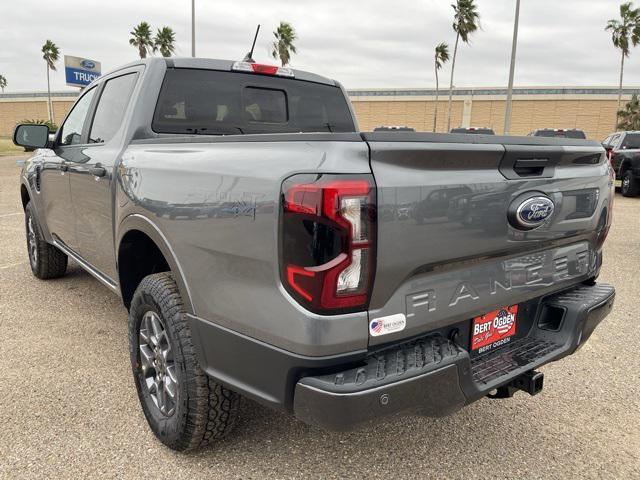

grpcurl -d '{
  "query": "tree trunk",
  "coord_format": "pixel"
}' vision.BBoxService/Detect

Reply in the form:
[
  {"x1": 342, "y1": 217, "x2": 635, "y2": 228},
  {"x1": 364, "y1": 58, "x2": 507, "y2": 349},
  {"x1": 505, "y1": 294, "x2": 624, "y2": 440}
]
[
  {"x1": 433, "y1": 65, "x2": 439, "y2": 133},
  {"x1": 616, "y1": 51, "x2": 625, "y2": 130},
  {"x1": 46, "y1": 64, "x2": 53, "y2": 123},
  {"x1": 446, "y1": 33, "x2": 460, "y2": 133}
]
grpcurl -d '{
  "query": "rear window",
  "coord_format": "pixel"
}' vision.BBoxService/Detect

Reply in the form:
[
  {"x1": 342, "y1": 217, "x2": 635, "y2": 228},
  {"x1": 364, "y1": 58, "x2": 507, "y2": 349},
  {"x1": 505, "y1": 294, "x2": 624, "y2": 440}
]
[
  {"x1": 620, "y1": 133, "x2": 640, "y2": 149},
  {"x1": 152, "y1": 69, "x2": 356, "y2": 135},
  {"x1": 534, "y1": 130, "x2": 586, "y2": 139}
]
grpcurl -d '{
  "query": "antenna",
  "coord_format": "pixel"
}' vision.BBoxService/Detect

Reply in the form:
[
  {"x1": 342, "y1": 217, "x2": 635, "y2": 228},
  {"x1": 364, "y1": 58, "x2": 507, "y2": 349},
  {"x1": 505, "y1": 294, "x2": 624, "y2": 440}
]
[{"x1": 243, "y1": 24, "x2": 261, "y2": 63}]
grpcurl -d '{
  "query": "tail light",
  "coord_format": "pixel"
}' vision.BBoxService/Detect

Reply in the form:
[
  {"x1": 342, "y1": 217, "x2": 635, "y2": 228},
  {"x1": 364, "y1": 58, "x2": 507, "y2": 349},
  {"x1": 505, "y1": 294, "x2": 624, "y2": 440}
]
[{"x1": 279, "y1": 174, "x2": 376, "y2": 314}]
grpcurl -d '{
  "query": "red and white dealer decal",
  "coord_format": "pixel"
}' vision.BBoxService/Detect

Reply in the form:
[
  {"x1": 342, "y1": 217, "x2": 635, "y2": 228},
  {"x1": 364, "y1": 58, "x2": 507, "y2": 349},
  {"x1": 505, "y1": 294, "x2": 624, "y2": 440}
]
[{"x1": 471, "y1": 305, "x2": 518, "y2": 353}]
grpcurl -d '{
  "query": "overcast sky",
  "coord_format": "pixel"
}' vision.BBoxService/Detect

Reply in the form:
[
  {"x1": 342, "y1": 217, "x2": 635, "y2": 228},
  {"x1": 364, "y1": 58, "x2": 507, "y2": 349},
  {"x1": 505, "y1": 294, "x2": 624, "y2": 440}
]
[{"x1": 0, "y1": 0, "x2": 637, "y2": 92}]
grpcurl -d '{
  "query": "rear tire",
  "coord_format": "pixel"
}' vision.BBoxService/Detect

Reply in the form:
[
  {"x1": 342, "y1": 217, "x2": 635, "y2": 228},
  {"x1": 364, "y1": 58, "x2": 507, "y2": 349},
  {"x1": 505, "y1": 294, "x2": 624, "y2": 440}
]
[
  {"x1": 24, "y1": 201, "x2": 68, "y2": 279},
  {"x1": 129, "y1": 272, "x2": 240, "y2": 451},
  {"x1": 622, "y1": 170, "x2": 639, "y2": 197}
]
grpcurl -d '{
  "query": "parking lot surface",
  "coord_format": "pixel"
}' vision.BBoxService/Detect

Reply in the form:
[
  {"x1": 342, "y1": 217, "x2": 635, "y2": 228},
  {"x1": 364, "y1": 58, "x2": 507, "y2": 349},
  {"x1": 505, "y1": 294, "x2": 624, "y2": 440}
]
[{"x1": 1, "y1": 154, "x2": 639, "y2": 479}]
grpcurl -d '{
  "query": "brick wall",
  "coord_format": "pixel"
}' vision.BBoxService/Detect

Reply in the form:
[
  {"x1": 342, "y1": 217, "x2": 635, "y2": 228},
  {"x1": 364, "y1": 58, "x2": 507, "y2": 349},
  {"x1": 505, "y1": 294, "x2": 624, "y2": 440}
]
[
  {"x1": 352, "y1": 97, "x2": 619, "y2": 140},
  {"x1": 0, "y1": 92, "x2": 624, "y2": 141},
  {"x1": 0, "y1": 98, "x2": 75, "y2": 136}
]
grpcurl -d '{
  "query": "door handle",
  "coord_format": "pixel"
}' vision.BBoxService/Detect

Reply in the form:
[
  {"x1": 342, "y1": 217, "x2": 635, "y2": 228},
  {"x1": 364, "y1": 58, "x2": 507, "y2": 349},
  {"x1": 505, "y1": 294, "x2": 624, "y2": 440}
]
[
  {"x1": 89, "y1": 166, "x2": 106, "y2": 177},
  {"x1": 59, "y1": 163, "x2": 68, "y2": 172}
]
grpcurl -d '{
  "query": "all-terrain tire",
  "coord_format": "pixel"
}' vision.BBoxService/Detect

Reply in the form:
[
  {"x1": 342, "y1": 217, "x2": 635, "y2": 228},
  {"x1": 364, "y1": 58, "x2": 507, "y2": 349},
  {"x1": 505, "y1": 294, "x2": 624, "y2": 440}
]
[
  {"x1": 622, "y1": 170, "x2": 640, "y2": 197},
  {"x1": 24, "y1": 201, "x2": 68, "y2": 279},
  {"x1": 128, "y1": 272, "x2": 240, "y2": 451}
]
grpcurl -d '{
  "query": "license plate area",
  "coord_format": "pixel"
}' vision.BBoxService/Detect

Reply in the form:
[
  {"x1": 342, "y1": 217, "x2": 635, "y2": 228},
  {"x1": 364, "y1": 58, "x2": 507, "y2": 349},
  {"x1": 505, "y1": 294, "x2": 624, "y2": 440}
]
[{"x1": 470, "y1": 305, "x2": 518, "y2": 355}]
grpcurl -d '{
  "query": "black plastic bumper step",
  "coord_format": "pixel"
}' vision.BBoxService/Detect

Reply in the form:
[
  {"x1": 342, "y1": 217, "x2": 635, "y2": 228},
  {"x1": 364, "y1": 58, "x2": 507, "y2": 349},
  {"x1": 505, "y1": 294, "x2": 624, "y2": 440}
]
[
  {"x1": 471, "y1": 338, "x2": 560, "y2": 385},
  {"x1": 300, "y1": 335, "x2": 464, "y2": 394}
]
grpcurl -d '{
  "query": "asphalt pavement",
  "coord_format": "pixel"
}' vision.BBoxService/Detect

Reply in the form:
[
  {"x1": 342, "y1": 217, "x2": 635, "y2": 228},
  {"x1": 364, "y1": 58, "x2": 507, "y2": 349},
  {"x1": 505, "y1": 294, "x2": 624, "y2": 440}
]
[{"x1": 0, "y1": 154, "x2": 638, "y2": 479}]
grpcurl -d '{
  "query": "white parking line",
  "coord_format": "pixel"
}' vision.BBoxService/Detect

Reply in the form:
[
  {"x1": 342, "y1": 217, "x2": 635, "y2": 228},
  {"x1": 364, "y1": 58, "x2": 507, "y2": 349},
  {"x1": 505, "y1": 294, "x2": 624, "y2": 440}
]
[
  {"x1": 0, "y1": 212, "x2": 22, "y2": 218},
  {"x1": 0, "y1": 261, "x2": 26, "y2": 270}
]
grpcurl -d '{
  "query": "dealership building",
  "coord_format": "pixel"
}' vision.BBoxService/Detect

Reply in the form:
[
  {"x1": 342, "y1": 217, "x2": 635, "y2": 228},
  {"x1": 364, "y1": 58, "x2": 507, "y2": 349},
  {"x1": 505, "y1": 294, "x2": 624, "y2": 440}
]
[{"x1": 1, "y1": 86, "x2": 639, "y2": 140}]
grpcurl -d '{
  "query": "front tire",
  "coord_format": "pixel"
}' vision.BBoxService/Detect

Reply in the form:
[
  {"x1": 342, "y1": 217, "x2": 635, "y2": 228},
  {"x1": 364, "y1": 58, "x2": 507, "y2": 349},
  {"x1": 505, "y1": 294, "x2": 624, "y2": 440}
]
[
  {"x1": 24, "y1": 201, "x2": 68, "y2": 279},
  {"x1": 622, "y1": 170, "x2": 639, "y2": 197},
  {"x1": 129, "y1": 272, "x2": 240, "y2": 451}
]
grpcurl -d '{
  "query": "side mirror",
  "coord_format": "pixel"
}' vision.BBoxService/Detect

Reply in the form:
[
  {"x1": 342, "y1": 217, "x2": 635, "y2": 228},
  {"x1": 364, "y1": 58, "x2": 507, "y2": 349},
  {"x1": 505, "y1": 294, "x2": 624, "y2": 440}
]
[{"x1": 13, "y1": 124, "x2": 50, "y2": 150}]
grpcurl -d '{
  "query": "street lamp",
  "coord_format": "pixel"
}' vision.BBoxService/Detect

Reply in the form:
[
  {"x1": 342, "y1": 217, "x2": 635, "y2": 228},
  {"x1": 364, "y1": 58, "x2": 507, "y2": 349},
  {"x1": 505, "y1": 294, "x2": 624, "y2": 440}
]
[
  {"x1": 191, "y1": 0, "x2": 196, "y2": 57},
  {"x1": 504, "y1": 0, "x2": 521, "y2": 135}
]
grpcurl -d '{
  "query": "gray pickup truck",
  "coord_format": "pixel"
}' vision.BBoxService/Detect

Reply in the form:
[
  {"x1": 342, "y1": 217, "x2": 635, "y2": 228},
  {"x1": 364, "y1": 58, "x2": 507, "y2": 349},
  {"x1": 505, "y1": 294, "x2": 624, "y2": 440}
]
[{"x1": 14, "y1": 57, "x2": 616, "y2": 451}]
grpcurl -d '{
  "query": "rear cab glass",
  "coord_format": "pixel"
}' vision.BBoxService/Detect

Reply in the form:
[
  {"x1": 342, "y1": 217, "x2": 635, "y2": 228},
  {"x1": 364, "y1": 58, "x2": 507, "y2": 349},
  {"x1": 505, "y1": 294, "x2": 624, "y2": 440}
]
[
  {"x1": 620, "y1": 133, "x2": 640, "y2": 149},
  {"x1": 152, "y1": 69, "x2": 356, "y2": 135},
  {"x1": 534, "y1": 130, "x2": 586, "y2": 139}
]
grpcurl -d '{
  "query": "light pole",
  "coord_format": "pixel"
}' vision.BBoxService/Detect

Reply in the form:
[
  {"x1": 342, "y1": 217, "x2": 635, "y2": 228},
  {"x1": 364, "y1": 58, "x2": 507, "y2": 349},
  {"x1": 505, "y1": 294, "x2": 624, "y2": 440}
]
[
  {"x1": 504, "y1": 0, "x2": 521, "y2": 136},
  {"x1": 191, "y1": 0, "x2": 196, "y2": 57}
]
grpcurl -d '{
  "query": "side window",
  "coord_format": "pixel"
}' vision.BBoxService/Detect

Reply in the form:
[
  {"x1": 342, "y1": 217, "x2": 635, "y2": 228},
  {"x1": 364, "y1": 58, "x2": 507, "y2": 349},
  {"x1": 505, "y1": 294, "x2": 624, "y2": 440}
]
[
  {"x1": 89, "y1": 73, "x2": 137, "y2": 144},
  {"x1": 59, "y1": 88, "x2": 96, "y2": 146},
  {"x1": 610, "y1": 134, "x2": 621, "y2": 149}
]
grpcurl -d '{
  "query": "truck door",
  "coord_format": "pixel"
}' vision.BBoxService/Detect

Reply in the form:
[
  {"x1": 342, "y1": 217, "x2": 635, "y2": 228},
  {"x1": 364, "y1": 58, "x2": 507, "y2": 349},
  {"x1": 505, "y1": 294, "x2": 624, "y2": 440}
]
[
  {"x1": 43, "y1": 87, "x2": 98, "y2": 250},
  {"x1": 68, "y1": 71, "x2": 138, "y2": 281}
]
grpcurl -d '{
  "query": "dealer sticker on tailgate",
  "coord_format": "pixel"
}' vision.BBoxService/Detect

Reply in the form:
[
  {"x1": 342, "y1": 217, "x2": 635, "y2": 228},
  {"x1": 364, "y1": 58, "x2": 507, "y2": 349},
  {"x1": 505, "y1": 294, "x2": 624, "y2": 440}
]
[{"x1": 471, "y1": 305, "x2": 518, "y2": 354}]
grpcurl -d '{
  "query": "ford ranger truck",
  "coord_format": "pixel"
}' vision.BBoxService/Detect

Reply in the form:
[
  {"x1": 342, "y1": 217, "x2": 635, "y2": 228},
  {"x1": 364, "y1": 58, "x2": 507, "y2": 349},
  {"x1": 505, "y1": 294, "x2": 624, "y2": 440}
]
[{"x1": 13, "y1": 57, "x2": 615, "y2": 451}]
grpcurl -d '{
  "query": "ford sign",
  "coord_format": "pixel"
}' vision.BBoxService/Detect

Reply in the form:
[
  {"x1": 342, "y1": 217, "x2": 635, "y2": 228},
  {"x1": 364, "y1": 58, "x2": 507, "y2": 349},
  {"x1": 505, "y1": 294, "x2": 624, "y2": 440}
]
[
  {"x1": 64, "y1": 55, "x2": 101, "y2": 87},
  {"x1": 510, "y1": 195, "x2": 555, "y2": 230}
]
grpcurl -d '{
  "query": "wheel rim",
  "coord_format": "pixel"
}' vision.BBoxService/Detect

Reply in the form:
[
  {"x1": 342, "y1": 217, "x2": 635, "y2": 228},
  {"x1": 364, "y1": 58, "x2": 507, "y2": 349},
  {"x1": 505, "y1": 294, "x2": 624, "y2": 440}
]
[
  {"x1": 27, "y1": 215, "x2": 37, "y2": 267},
  {"x1": 139, "y1": 311, "x2": 178, "y2": 416},
  {"x1": 623, "y1": 175, "x2": 630, "y2": 192}
]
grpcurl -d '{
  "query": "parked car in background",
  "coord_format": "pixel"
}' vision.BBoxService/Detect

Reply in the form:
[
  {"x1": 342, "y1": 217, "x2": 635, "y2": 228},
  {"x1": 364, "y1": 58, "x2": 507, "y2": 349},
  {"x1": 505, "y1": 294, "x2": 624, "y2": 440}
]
[
  {"x1": 602, "y1": 131, "x2": 640, "y2": 196},
  {"x1": 450, "y1": 127, "x2": 495, "y2": 135},
  {"x1": 529, "y1": 128, "x2": 587, "y2": 139},
  {"x1": 373, "y1": 126, "x2": 415, "y2": 131}
]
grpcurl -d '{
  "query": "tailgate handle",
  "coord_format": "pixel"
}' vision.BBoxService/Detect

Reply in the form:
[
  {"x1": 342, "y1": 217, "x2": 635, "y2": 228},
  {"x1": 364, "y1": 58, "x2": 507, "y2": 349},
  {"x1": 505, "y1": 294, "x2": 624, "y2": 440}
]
[{"x1": 513, "y1": 158, "x2": 548, "y2": 177}]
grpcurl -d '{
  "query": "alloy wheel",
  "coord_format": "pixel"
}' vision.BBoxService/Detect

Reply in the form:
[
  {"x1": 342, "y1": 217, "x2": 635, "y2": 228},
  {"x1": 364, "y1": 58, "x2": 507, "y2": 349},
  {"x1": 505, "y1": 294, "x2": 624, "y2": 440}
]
[
  {"x1": 27, "y1": 215, "x2": 38, "y2": 268},
  {"x1": 139, "y1": 311, "x2": 178, "y2": 416}
]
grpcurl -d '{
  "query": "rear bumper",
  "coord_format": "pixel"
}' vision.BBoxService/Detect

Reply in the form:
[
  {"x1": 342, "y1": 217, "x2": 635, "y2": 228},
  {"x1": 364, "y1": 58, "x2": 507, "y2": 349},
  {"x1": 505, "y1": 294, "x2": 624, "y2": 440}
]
[{"x1": 293, "y1": 282, "x2": 615, "y2": 430}]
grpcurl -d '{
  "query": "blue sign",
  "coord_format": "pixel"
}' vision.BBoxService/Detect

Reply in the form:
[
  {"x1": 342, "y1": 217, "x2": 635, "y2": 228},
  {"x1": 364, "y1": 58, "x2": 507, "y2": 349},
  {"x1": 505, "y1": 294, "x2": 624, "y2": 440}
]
[{"x1": 64, "y1": 55, "x2": 101, "y2": 87}]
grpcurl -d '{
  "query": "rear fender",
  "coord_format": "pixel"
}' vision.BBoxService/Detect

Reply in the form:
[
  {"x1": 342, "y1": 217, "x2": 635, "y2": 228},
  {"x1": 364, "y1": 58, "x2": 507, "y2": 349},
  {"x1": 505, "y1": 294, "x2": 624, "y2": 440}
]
[{"x1": 117, "y1": 214, "x2": 195, "y2": 315}]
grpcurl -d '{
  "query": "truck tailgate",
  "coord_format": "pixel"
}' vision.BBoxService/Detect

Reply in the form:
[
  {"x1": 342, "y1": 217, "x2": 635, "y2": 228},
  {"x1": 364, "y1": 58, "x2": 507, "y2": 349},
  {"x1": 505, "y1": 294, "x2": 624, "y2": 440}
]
[{"x1": 364, "y1": 132, "x2": 612, "y2": 346}]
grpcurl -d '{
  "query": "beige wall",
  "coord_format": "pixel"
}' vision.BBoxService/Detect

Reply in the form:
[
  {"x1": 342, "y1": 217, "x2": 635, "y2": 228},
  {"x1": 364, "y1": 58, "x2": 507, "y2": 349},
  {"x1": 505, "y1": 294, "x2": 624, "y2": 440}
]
[
  {"x1": 352, "y1": 97, "x2": 619, "y2": 140},
  {"x1": 352, "y1": 100, "x2": 465, "y2": 134},
  {"x1": 0, "y1": 92, "x2": 623, "y2": 141},
  {"x1": 0, "y1": 99, "x2": 74, "y2": 136}
]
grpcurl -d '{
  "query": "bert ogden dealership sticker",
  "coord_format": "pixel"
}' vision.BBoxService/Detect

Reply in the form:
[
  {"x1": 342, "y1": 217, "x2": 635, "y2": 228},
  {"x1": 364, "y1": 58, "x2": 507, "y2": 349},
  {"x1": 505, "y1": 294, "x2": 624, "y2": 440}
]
[{"x1": 369, "y1": 314, "x2": 407, "y2": 337}]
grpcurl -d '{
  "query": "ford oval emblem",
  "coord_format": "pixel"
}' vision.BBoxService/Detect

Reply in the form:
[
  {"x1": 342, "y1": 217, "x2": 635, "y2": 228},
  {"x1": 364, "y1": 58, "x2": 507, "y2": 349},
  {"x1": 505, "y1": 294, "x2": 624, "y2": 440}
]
[
  {"x1": 511, "y1": 195, "x2": 555, "y2": 230},
  {"x1": 80, "y1": 59, "x2": 96, "y2": 69}
]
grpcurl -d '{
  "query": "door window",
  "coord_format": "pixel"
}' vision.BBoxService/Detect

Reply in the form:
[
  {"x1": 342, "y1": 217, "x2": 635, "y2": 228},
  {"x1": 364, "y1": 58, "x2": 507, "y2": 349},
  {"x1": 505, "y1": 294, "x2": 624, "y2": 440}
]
[
  {"x1": 610, "y1": 134, "x2": 621, "y2": 149},
  {"x1": 59, "y1": 88, "x2": 96, "y2": 146},
  {"x1": 89, "y1": 73, "x2": 138, "y2": 144}
]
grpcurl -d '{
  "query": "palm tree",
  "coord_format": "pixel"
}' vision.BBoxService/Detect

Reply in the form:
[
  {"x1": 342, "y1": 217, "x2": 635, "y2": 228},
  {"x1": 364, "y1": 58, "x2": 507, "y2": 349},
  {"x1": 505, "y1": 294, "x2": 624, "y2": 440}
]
[
  {"x1": 606, "y1": 2, "x2": 640, "y2": 126},
  {"x1": 433, "y1": 43, "x2": 450, "y2": 132},
  {"x1": 154, "y1": 26, "x2": 176, "y2": 57},
  {"x1": 130, "y1": 22, "x2": 154, "y2": 59},
  {"x1": 617, "y1": 94, "x2": 640, "y2": 130},
  {"x1": 42, "y1": 40, "x2": 60, "y2": 123},
  {"x1": 271, "y1": 22, "x2": 297, "y2": 67},
  {"x1": 446, "y1": 0, "x2": 480, "y2": 132},
  {"x1": 0, "y1": 74, "x2": 7, "y2": 93}
]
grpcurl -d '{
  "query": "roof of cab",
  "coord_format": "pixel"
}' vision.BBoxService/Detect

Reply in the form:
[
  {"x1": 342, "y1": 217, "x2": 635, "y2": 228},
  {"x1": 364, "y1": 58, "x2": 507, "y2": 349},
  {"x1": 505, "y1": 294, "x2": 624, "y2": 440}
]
[{"x1": 102, "y1": 57, "x2": 337, "y2": 86}]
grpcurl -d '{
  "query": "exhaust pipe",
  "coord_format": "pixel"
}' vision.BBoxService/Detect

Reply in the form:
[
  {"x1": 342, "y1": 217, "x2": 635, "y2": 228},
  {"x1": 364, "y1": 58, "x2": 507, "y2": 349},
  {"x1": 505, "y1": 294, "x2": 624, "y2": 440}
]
[{"x1": 487, "y1": 370, "x2": 544, "y2": 399}]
